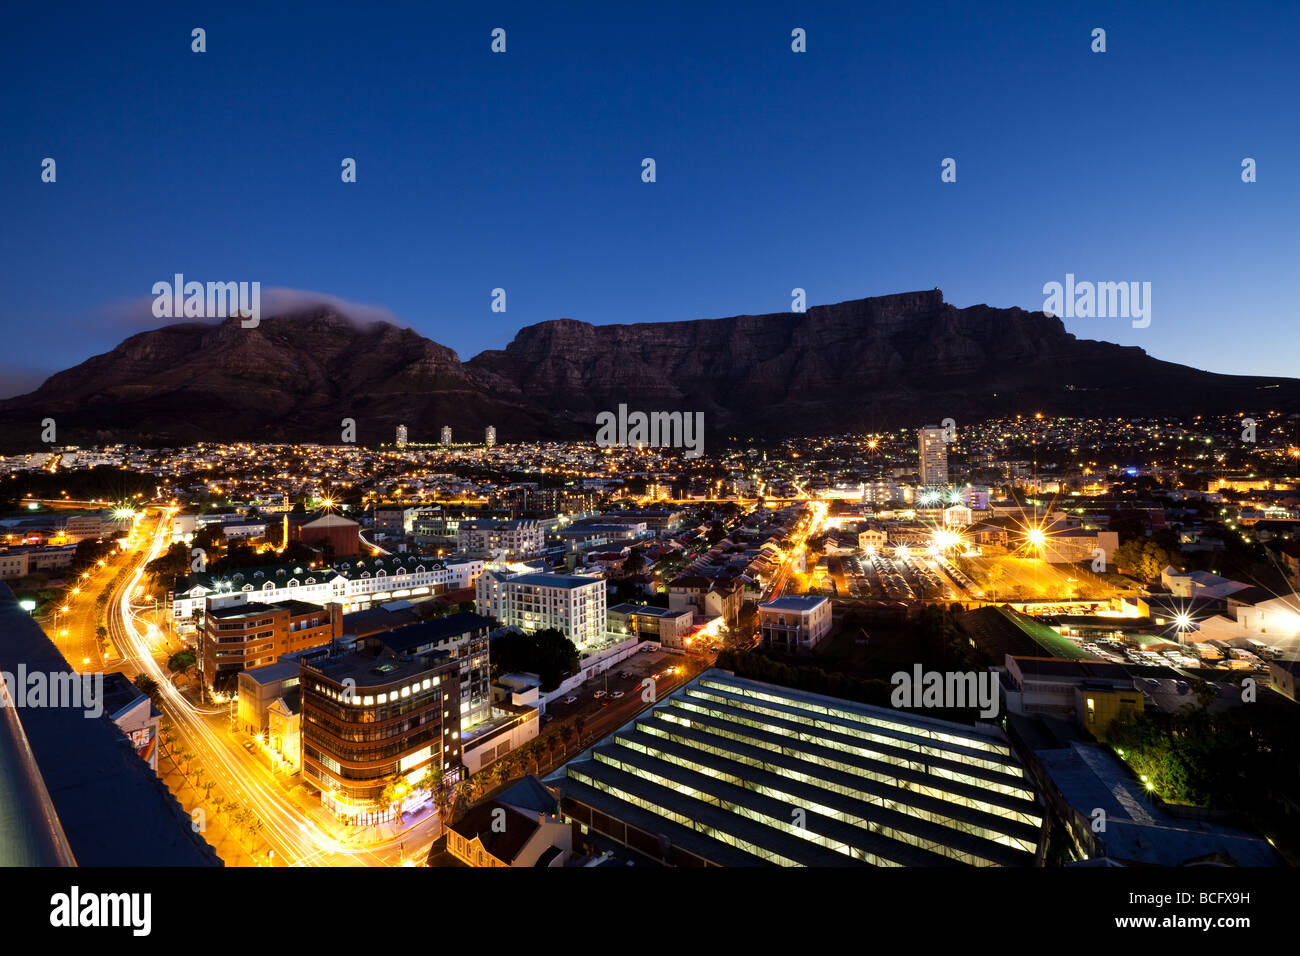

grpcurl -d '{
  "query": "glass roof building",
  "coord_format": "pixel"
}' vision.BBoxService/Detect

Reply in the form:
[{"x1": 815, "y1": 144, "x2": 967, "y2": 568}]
[{"x1": 546, "y1": 669, "x2": 1044, "y2": 866}]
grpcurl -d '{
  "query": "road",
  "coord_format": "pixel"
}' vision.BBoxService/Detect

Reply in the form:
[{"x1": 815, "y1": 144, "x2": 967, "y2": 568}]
[
  {"x1": 764, "y1": 494, "x2": 828, "y2": 601},
  {"x1": 110, "y1": 506, "x2": 438, "y2": 866}
]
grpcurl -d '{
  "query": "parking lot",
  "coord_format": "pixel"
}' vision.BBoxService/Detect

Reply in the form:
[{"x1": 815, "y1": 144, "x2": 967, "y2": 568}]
[{"x1": 544, "y1": 647, "x2": 687, "y2": 724}]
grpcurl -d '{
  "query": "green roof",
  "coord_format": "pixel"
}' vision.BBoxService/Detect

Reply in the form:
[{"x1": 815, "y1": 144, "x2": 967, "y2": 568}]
[{"x1": 995, "y1": 606, "x2": 1094, "y2": 660}]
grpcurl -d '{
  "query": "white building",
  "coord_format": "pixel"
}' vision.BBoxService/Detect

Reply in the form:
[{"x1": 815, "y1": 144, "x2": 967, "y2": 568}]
[
  {"x1": 172, "y1": 554, "x2": 484, "y2": 623},
  {"x1": 441, "y1": 426, "x2": 453, "y2": 445},
  {"x1": 396, "y1": 424, "x2": 408, "y2": 448},
  {"x1": 485, "y1": 426, "x2": 496, "y2": 447},
  {"x1": 476, "y1": 570, "x2": 607, "y2": 646}
]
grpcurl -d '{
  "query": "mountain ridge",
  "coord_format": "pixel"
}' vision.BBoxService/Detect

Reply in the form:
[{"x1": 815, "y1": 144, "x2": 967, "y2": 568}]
[{"x1": 2, "y1": 289, "x2": 1295, "y2": 451}]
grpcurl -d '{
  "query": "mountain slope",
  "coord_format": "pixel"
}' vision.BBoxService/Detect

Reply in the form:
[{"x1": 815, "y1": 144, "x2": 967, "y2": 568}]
[{"x1": 1, "y1": 291, "x2": 1295, "y2": 450}]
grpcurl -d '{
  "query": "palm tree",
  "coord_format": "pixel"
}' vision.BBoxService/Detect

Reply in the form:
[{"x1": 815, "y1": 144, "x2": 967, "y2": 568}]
[
  {"x1": 431, "y1": 787, "x2": 451, "y2": 833},
  {"x1": 451, "y1": 780, "x2": 474, "y2": 822},
  {"x1": 248, "y1": 817, "x2": 265, "y2": 854},
  {"x1": 528, "y1": 740, "x2": 545, "y2": 773},
  {"x1": 562, "y1": 723, "x2": 577, "y2": 755}
]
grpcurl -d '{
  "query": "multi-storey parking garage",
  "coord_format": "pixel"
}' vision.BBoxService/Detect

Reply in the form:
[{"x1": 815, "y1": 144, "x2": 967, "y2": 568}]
[{"x1": 547, "y1": 670, "x2": 1044, "y2": 866}]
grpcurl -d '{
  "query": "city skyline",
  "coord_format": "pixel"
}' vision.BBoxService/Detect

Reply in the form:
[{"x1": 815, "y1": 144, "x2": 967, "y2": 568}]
[{"x1": 5, "y1": 0, "x2": 1300, "y2": 921}]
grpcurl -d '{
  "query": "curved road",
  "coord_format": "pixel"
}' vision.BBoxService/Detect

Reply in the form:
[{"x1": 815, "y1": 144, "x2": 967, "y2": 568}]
[{"x1": 110, "y1": 508, "x2": 431, "y2": 866}]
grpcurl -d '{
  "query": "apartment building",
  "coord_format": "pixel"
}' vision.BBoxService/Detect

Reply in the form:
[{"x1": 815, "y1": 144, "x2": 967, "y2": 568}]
[
  {"x1": 172, "y1": 554, "x2": 483, "y2": 622},
  {"x1": 918, "y1": 426, "x2": 949, "y2": 486},
  {"x1": 476, "y1": 570, "x2": 607, "y2": 645},
  {"x1": 457, "y1": 519, "x2": 544, "y2": 558}
]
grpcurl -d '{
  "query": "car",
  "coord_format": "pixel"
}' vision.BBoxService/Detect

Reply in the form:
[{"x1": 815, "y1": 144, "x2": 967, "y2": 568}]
[
  {"x1": 611, "y1": 690, "x2": 625, "y2": 699},
  {"x1": 563, "y1": 695, "x2": 578, "y2": 704},
  {"x1": 541, "y1": 713, "x2": 555, "y2": 724},
  {"x1": 594, "y1": 689, "x2": 608, "y2": 699}
]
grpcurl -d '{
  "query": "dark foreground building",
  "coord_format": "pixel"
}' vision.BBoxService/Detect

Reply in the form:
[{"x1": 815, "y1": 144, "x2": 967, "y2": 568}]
[{"x1": 0, "y1": 584, "x2": 220, "y2": 866}]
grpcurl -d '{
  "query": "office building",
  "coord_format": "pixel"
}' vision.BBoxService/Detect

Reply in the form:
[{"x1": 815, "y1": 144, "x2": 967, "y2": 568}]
[
  {"x1": 200, "y1": 592, "x2": 343, "y2": 689},
  {"x1": 396, "y1": 424, "x2": 408, "y2": 448},
  {"x1": 485, "y1": 426, "x2": 496, "y2": 447},
  {"x1": 301, "y1": 640, "x2": 463, "y2": 819},
  {"x1": 441, "y1": 426, "x2": 452, "y2": 445}
]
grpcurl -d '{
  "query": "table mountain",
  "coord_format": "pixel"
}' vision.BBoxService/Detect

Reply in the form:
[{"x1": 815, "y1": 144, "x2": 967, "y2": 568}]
[{"x1": 1, "y1": 290, "x2": 1295, "y2": 450}]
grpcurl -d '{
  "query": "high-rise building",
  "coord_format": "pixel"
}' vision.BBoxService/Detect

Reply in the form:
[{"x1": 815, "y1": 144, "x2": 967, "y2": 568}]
[
  {"x1": 441, "y1": 426, "x2": 453, "y2": 445},
  {"x1": 485, "y1": 426, "x2": 496, "y2": 447},
  {"x1": 918, "y1": 426, "x2": 949, "y2": 485},
  {"x1": 396, "y1": 424, "x2": 408, "y2": 448}
]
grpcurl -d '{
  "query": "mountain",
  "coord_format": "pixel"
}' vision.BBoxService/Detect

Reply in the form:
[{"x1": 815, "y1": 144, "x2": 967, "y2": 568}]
[{"x1": 2, "y1": 290, "x2": 1297, "y2": 450}]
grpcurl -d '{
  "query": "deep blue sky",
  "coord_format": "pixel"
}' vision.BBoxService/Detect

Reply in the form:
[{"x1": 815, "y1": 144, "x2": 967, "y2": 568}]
[{"x1": 2, "y1": 1, "x2": 1296, "y2": 397}]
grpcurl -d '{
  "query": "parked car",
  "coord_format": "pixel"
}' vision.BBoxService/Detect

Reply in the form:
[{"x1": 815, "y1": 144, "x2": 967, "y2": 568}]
[
  {"x1": 541, "y1": 713, "x2": 555, "y2": 724},
  {"x1": 594, "y1": 689, "x2": 608, "y2": 699},
  {"x1": 563, "y1": 695, "x2": 578, "y2": 705},
  {"x1": 611, "y1": 690, "x2": 625, "y2": 699}
]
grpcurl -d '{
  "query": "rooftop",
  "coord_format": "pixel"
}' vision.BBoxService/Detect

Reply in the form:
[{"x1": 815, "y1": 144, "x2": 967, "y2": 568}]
[{"x1": 546, "y1": 668, "x2": 1041, "y2": 867}]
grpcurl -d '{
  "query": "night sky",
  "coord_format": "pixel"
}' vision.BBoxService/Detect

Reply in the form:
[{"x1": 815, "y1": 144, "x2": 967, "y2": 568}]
[{"x1": 2, "y1": 0, "x2": 1296, "y2": 396}]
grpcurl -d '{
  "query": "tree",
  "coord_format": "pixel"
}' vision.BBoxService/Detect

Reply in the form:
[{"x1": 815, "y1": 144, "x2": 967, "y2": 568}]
[
  {"x1": 451, "y1": 780, "x2": 474, "y2": 822},
  {"x1": 133, "y1": 672, "x2": 162, "y2": 707},
  {"x1": 379, "y1": 778, "x2": 408, "y2": 825},
  {"x1": 145, "y1": 543, "x2": 189, "y2": 578},
  {"x1": 418, "y1": 764, "x2": 444, "y2": 797},
  {"x1": 491, "y1": 628, "x2": 580, "y2": 691},
  {"x1": 168, "y1": 649, "x2": 197, "y2": 673},
  {"x1": 621, "y1": 548, "x2": 646, "y2": 577}
]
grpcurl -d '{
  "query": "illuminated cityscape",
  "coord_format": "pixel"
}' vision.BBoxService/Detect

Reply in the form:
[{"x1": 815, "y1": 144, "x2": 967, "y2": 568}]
[{"x1": 2, "y1": 0, "x2": 1293, "y2": 938}]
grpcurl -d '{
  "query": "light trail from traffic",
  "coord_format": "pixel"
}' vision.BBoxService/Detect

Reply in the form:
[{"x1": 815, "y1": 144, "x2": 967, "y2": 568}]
[{"x1": 110, "y1": 507, "x2": 414, "y2": 866}]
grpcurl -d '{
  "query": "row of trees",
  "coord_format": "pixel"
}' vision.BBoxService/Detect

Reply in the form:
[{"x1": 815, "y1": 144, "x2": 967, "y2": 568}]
[{"x1": 157, "y1": 725, "x2": 267, "y2": 858}]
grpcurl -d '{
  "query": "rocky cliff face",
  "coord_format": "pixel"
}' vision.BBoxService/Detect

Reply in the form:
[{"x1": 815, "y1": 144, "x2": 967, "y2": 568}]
[{"x1": 1, "y1": 291, "x2": 1295, "y2": 450}]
